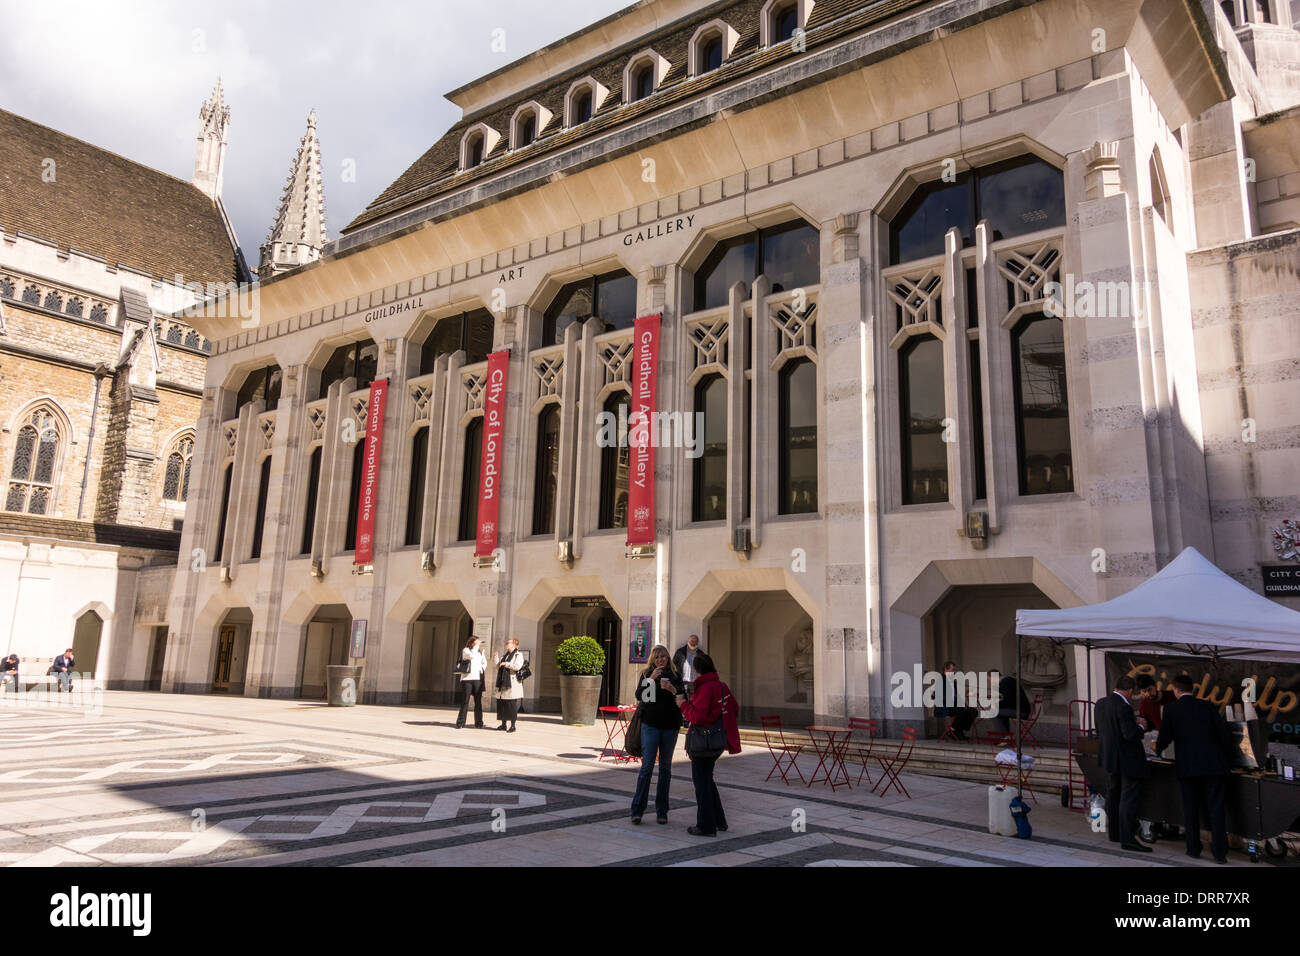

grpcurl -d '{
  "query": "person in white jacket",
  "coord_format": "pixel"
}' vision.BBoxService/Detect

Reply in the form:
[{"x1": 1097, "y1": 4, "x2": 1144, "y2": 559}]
[
  {"x1": 493, "y1": 638, "x2": 525, "y2": 732},
  {"x1": 455, "y1": 636, "x2": 487, "y2": 729}
]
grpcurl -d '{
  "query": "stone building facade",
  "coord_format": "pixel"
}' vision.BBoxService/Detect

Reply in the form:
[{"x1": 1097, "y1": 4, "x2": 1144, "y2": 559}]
[
  {"x1": 164, "y1": 0, "x2": 1300, "y2": 738},
  {"x1": 0, "y1": 85, "x2": 247, "y2": 686}
]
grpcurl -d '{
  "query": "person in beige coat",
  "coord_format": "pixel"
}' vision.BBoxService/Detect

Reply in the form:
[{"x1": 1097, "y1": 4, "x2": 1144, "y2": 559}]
[{"x1": 493, "y1": 638, "x2": 525, "y2": 732}]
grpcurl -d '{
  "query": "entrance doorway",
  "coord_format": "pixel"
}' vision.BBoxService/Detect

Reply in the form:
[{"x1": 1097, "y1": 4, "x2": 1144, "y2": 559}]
[
  {"x1": 211, "y1": 608, "x2": 252, "y2": 694},
  {"x1": 213, "y1": 626, "x2": 236, "y2": 691},
  {"x1": 71, "y1": 611, "x2": 103, "y2": 678},
  {"x1": 706, "y1": 589, "x2": 813, "y2": 724},
  {"x1": 147, "y1": 626, "x2": 167, "y2": 691},
  {"x1": 299, "y1": 604, "x2": 352, "y2": 699},
  {"x1": 407, "y1": 601, "x2": 472, "y2": 705},
  {"x1": 595, "y1": 611, "x2": 621, "y2": 709}
]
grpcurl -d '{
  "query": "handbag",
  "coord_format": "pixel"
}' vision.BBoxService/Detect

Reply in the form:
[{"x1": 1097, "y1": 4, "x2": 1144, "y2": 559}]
[
  {"x1": 517, "y1": 660, "x2": 532, "y2": 681},
  {"x1": 624, "y1": 708, "x2": 644, "y2": 759},
  {"x1": 454, "y1": 658, "x2": 470, "y2": 675},
  {"x1": 685, "y1": 718, "x2": 726, "y2": 758}
]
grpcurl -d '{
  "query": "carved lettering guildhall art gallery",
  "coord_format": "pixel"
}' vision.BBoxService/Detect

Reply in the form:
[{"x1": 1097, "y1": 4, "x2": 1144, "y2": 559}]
[{"x1": 27, "y1": 0, "x2": 1299, "y2": 737}]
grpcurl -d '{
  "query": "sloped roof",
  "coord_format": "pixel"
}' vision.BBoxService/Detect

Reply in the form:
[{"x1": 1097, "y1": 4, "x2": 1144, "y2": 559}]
[
  {"x1": 1016, "y1": 548, "x2": 1300, "y2": 662},
  {"x1": 345, "y1": 0, "x2": 924, "y2": 235},
  {"x1": 0, "y1": 108, "x2": 244, "y2": 286}
]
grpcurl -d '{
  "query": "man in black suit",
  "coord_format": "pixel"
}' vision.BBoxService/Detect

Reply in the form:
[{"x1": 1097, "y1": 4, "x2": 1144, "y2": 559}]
[
  {"x1": 1155, "y1": 674, "x2": 1234, "y2": 863},
  {"x1": 1095, "y1": 676, "x2": 1151, "y2": 852}
]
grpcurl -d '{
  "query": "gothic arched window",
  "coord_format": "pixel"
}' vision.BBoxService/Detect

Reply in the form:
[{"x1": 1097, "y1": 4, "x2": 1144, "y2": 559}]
[
  {"x1": 163, "y1": 435, "x2": 194, "y2": 502},
  {"x1": 6, "y1": 409, "x2": 62, "y2": 515}
]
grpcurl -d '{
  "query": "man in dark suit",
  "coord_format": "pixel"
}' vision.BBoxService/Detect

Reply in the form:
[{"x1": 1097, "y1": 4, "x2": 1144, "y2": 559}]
[
  {"x1": 1095, "y1": 676, "x2": 1151, "y2": 852},
  {"x1": 1155, "y1": 674, "x2": 1234, "y2": 863}
]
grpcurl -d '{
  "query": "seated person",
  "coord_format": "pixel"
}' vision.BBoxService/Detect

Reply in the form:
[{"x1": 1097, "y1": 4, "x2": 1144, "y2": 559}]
[
  {"x1": 935, "y1": 661, "x2": 978, "y2": 741},
  {"x1": 0, "y1": 653, "x2": 17, "y2": 692},
  {"x1": 993, "y1": 670, "x2": 1031, "y2": 734}
]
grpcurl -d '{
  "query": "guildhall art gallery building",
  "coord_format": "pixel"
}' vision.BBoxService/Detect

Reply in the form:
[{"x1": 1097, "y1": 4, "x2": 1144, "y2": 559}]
[{"x1": 160, "y1": 0, "x2": 1300, "y2": 737}]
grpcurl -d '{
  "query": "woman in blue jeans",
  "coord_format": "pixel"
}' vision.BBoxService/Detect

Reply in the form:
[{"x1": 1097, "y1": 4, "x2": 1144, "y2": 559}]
[{"x1": 630, "y1": 645, "x2": 684, "y2": 825}]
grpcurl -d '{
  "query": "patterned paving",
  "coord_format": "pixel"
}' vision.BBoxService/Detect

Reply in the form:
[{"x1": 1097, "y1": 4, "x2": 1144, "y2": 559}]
[{"x1": 0, "y1": 692, "x2": 1249, "y2": 868}]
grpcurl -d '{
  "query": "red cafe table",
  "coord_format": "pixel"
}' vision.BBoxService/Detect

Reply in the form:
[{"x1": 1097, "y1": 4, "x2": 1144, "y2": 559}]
[
  {"x1": 806, "y1": 725, "x2": 854, "y2": 790},
  {"x1": 599, "y1": 705, "x2": 639, "y2": 763}
]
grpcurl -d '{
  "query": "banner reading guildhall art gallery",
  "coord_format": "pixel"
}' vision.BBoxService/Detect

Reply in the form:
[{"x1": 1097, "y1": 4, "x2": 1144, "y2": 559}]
[
  {"x1": 475, "y1": 350, "x2": 510, "y2": 557},
  {"x1": 354, "y1": 378, "x2": 390, "y2": 566},
  {"x1": 627, "y1": 313, "x2": 661, "y2": 547}
]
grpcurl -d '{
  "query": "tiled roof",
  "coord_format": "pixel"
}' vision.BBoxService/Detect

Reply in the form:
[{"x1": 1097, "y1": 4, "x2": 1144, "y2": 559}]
[
  {"x1": 0, "y1": 512, "x2": 181, "y2": 552},
  {"x1": 0, "y1": 109, "x2": 244, "y2": 287},
  {"x1": 345, "y1": 0, "x2": 924, "y2": 234}
]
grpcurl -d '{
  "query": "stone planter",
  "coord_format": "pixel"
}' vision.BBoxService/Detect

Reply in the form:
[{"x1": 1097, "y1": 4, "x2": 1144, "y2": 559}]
[
  {"x1": 558, "y1": 674, "x2": 602, "y2": 725},
  {"x1": 326, "y1": 665, "x2": 363, "y2": 706}
]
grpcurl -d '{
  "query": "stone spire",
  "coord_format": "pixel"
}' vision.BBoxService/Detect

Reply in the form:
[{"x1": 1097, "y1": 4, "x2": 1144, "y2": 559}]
[
  {"x1": 193, "y1": 78, "x2": 230, "y2": 201},
  {"x1": 258, "y1": 110, "x2": 327, "y2": 280}
]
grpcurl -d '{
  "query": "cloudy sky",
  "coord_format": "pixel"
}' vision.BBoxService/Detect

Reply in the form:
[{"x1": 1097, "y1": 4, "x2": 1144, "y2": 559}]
[{"x1": 1, "y1": 0, "x2": 628, "y2": 267}]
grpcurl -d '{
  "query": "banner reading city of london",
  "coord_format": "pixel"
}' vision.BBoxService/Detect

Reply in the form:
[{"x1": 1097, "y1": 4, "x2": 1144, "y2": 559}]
[
  {"x1": 627, "y1": 313, "x2": 660, "y2": 547},
  {"x1": 475, "y1": 350, "x2": 510, "y2": 557},
  {"x1": 354, "y1": 377, "x2": 389, "y2": 565}
]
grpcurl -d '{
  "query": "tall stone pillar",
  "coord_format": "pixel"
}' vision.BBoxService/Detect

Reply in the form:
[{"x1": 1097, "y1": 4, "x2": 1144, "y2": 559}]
[{"x1": 818, "y1": 212, "x2": 873, "y2": 722}]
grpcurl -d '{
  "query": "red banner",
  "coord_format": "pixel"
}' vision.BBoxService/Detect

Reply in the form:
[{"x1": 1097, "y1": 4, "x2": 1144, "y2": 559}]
[
  {"x1": 475, "y1": 350, "x2": 510, "y2": 557},
  {"x1": 354, "y1": 378, "x2": 389, "y2": 565},
  {"x1": 627, "y1": 314, "x2": 660, "y2": 546}
]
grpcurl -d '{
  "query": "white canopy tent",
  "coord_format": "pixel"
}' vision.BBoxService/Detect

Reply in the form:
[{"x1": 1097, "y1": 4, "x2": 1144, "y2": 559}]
[{"x1": 1016, "y1": 547, "x2": 1300, "y2": 663}]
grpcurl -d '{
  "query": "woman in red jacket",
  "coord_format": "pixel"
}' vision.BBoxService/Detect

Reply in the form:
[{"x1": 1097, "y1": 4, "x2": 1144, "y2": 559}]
[{"x1": 676, "y1": 654, "x2": 729, "y2": 836}]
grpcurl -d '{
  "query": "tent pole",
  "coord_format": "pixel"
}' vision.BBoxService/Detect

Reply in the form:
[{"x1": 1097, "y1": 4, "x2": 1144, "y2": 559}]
[
  {"x1": 1016, "y1": 632, "x2": 1023, "y2": 801},
  {"x1": 1086, "y1": 642, "x2": 1093, "y2": 732}
]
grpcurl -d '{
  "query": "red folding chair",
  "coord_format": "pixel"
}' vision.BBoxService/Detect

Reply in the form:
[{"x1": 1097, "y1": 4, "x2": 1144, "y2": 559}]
[
  {"x1": 988, "y1": 731, "x2": 1037, "y2": 803},
  {"x1": 760, "y1": 715, "x2": 806, "y2": 785},
  {"x1": 872, "y1": 727, "x2": 917, "y2": 798},
  {"x1": 843, "y1": 717, "x2": 878, "y2": 786},
  {"x1": 1017, "y1": 693, "x2": 1045, "y2": 750},
  {"x1": 936, "y1": 713, "x2": 959, "y2": 743}
]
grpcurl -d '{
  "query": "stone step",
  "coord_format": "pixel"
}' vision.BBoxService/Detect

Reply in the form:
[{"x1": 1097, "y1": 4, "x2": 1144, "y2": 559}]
[{"x1": 737, "y1": 727, "x2": 1076, "y2": 794}]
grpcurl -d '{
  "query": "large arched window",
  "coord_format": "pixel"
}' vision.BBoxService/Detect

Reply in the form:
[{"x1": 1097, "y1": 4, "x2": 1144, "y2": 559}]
[
  {"x1": 1012, "y1": 313, "x2": 1073, "y2": 495},
  {"x1": 5, "y1": 408, "x2": 62, "y2": 515},
  {"x1": 693, "y1": 219, "x2": 820, "y2": 311},
  {"x1": 692, "y1": 374, "x2": 727, "y2": 521},
  {"x1": 162, "y1": 434, "x2": 194, "y2": 502},
  {"x1": 344, "y1": 439, "x2": 365, "y2": 552},
  {"x1": 779, "y1": 359, "x2": 817, "y2": 514},
  {"x1": 889, "y1": 155, "x2": 1065, "y2": 265},
  {"x1": 319, "y1": 340, "x2": 377, "y2": 399},
  {"x1": 899, "y1": 335, "x2": 948, "y2": 504},
  {"x1": 213, "y1": 462, "x2": 233, "y2": 562},
  {"x1": 301, "y1": 446, "x2": 322, "y2": 555},
  {"x1": 420, "y1": 310, "x2": 494, "y2": 374},
  {"x1": 542, "y1": 270, "x2": 637, "y2": 346},
  {"x1": 458, "y1": 419, "x2": 483, "y2": 542},
  {"x1": 405, "y1": 427, "x2": 429, "y2": 547},
  {"x1": 250, "y1": 455, "x2": 272, "y2": 559},
  {"x1": 237, "y1": 365, "x2": 281, "y2": 414},
  {"x1": 599, "y1": 392, "x2": 631, "y2": 529},
  {"x1": 532, "y1": 405, "x2": 561, "y2": 535}
]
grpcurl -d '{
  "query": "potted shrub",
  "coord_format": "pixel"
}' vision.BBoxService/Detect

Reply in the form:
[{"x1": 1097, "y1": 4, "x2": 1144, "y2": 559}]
[{"x1": 556, "y1": 635, "x2": 605, "y2": 726}]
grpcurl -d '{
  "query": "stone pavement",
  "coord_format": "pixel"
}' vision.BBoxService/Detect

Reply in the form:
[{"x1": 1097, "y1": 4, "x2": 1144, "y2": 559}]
[{"x1": 0, "y1": 692, "x2": 1242, "y2": 867}]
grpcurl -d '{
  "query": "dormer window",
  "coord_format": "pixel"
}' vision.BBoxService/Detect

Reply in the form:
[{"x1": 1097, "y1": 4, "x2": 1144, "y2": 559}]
[
  {"x1": 689, "y1": 21, "x2": 738, "y2": 77},
  {"x1": 623, "y1": 50, "x2": 668, "y2": 104},
  {"x1": 565, "y1": 78, "x2": 608, "y2": 127},
  {"x1": 761, "y1": 0, "x2": 812, "y2": 47},
  {"x1": 459, "y1": 123, "x2": 501, "y2": 171},
  {"x1": 510, "y1": 102, "x2": 552, "y2": 150},
  {"x1": 633, "y1": 65, "x2": 654, "y2": 101},
  {"x1": 775, "y1": 3, "x2": 798, "y2": 41},
  {"x1": 516, "y1": 111, "x2": 536, "y2": 148}
]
